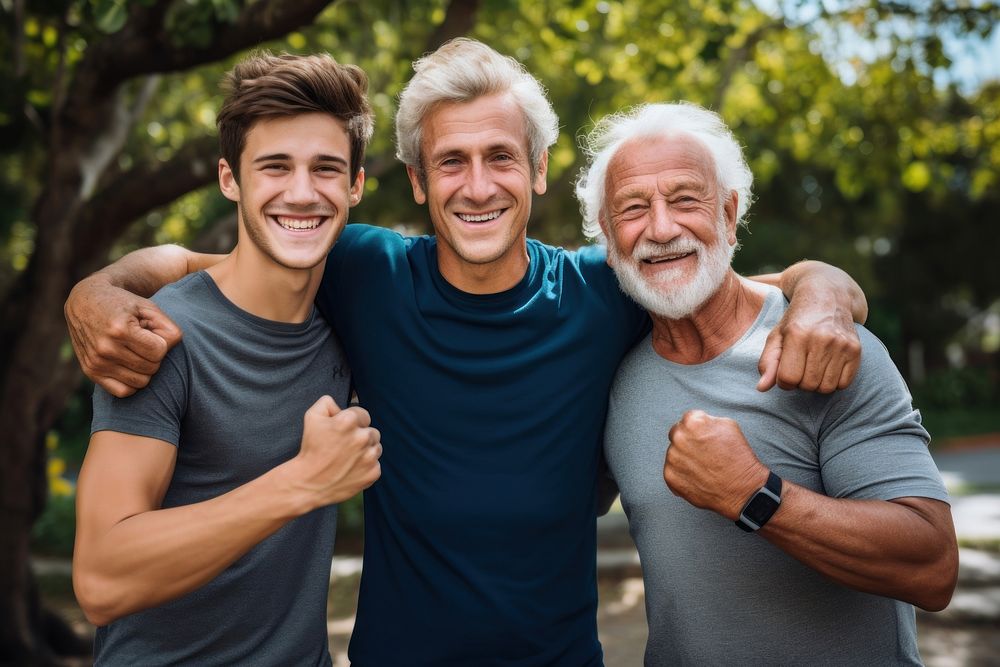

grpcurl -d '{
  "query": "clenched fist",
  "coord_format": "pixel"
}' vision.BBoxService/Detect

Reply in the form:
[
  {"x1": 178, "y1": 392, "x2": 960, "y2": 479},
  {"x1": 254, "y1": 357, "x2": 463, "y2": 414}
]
[
  {"x1": 285, "y1": 395, "x2": 382, "y2": 509},
  {"x1": 664, "y1": 410, "x2": 769, "y2": 520}
]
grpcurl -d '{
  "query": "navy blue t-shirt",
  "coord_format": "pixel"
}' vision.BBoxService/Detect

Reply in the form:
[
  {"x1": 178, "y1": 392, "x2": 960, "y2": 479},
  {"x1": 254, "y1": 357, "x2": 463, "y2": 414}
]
[{"x1": 317, "y1": 224, "x2": 647, "y2": 666}]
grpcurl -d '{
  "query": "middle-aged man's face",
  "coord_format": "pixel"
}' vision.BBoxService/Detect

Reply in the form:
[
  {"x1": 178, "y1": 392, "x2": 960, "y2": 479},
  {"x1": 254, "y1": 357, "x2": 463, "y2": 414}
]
[
  {"x1": 406, "y1": 92, "x2": 548, "y2": 288},
  {"x1": 219, "y1": 112, "x2": 363, "y2": 272},
  {"x1": 601, "y1": 133, "x2": 737, "y2": 319}
]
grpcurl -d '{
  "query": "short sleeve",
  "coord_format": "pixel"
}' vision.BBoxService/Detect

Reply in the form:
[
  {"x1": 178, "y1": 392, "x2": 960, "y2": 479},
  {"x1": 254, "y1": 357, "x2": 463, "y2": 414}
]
[
  {"x1": 816, "y1": 327, "x2": 948, "y2": 503},
  {"x1": 90, "y1": 346, "x2": 189, "y2": 447}
]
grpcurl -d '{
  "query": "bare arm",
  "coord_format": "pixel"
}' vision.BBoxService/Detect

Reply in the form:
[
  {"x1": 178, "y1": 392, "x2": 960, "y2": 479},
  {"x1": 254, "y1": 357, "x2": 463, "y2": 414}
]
[
  {"x1": 664, "y1": 411, "x2": 959, "y2": 611},
  {"x1": 750, "y1": 260, "x2": 867, "y2": 393},
  {"x1": 73, "y1": 396, "x2": 381, "y2": 626},
  {"x1": 64, "y1": 246, "x2": 224, "y2": 397}
]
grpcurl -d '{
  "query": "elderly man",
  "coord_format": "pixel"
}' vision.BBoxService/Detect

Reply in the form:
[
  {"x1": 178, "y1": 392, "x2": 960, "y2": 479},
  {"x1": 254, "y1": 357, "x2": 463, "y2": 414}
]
[
  {"x1": 67, "y1": 42, "x2": 868, "y2": 665},
  {"x1": 576, "y1": 102, "x2": 958, "y2": 665}
]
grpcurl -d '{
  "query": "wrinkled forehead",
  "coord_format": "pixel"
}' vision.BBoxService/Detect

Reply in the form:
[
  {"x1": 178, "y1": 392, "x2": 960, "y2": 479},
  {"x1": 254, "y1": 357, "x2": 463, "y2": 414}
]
[{"x1": 605, "y1": 132, "x2": 717, "y2": 197}]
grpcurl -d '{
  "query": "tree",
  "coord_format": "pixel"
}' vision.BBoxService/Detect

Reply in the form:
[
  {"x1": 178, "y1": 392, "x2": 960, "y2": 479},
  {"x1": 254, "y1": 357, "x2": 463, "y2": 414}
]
[
  {"x1": 0, "y1": 0, "x2": 480, "y2": 661},
  {"x1": 2, "y1": 0, "x2": 997, "y2": 661}
]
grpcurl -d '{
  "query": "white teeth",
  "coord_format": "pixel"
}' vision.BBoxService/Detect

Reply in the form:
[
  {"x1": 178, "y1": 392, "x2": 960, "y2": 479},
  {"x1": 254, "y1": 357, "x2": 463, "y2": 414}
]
[
  {"x1": 457, "y1": 210, "x2": 502, "y2": 222},
  {"x1": 644, "y1": 251, "x2": 694, "y2": 264},
  {"x1": 275, "y1": 216, "x2": 322, "y2": 230}
]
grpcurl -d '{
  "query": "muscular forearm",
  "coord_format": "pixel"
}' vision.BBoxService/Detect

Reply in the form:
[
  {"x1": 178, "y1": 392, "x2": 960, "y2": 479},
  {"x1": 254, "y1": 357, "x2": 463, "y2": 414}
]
[
  {"x1": 74, "y1": 461, "x2": 309, "y2": 626},
  {"x1": 758, "y1": 483, "x2": 958, "y2": 610},
  {"x1": 93, "y1": 244, "x2": 223, "y2": 297}
]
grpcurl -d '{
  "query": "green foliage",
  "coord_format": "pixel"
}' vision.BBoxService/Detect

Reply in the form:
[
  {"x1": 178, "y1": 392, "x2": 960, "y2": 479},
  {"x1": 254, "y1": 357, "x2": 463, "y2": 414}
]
[
  {"x1": 31, "y1": 493, "x2": 76, "y2": 557},
  {"x1": 337, "y1": 495, "x2": 364, "y2": 535},
  {"x1": 914, "y1": 367, "x2": 999, "y2": 410}
]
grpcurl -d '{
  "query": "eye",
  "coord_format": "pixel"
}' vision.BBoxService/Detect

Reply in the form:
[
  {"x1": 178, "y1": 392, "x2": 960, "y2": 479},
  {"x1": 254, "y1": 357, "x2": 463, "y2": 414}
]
[
  {"x1": 262, "y1": 163, "x2": 289, "y2": 172},
  {"x1": 615, "y1": 202, "x2": 648, "y2": 221}
]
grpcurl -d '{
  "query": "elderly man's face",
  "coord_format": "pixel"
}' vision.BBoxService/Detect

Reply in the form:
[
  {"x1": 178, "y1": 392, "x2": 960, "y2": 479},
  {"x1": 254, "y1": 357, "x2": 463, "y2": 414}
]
[
  {"x1": 601, "y1": 133, "x2": 737, "y2": 319},
  {"x1": 406, "y1": 92, "x2": 547, "y2": 291}
]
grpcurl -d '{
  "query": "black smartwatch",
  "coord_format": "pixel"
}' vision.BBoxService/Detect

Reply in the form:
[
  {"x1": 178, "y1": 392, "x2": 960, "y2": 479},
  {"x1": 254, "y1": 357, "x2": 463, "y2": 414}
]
[{"x1": 735, "y1": 471, "x2": 782, "y2": 533}]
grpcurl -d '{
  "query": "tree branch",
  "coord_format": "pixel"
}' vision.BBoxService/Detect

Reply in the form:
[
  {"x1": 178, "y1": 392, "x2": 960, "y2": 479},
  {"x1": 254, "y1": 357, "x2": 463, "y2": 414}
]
[
  {"x1": 421, "y1": 0, "x2": 482, "y2": 55},
  {"x1": 70, "y1": 134, "x2": 219, "y2": 277},
  {"x1": 73, "y1": 0, "x2": 340, "y2": 101}
]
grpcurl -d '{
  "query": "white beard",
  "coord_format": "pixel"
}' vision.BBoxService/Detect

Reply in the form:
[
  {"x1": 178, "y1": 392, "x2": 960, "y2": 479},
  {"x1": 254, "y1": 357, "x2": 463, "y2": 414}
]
[{"x1": 607, "y1": 217, "x2": 734, "y2": 320}]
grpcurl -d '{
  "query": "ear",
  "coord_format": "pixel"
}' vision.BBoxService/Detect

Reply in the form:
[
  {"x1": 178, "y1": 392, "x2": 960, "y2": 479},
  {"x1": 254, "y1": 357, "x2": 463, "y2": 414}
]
[
  {"x1": 724, "y1": 191, "x2": 739, "y2": 246},
  {"x1": 406, "y1": 165, "x2": 427, "y2": 205},
  {"x1": 532, "y1": 150, "x2": 549, "y2": 195},
  {"x1": 219, "y1": 159, "x2": 240, "y2": 203},
  {"x1": 598, "y1": 211, "x2": 614, "y2": 267},
  {"x1": 349, "y1": 167, "x2": 365, "y2": 208}
]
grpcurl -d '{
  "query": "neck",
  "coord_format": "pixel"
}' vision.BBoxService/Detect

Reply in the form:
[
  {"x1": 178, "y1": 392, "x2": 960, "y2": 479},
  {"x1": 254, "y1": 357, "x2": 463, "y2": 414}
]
[
  {"x1": 437, "y1": 247, "x2": 530, "y2": 295},
  {"x1": 205, "y1": 244, "x2": 322, "y2": 323},
  {"x1": 650, "y1": 272, "x2": 768, "y2": 364}
]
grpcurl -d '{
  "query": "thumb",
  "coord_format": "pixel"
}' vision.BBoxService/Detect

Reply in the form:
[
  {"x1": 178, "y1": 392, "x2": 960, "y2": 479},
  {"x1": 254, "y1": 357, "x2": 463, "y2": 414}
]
[
  {"x1": 137, "y1": 304, "x2": 183, "y2": 349},
  {"x1": 308, "y1": 395, "x2": 341, "y2": 418},
  {"x1": 756, "y1": 328, "x2": 782, "y2": 392}
]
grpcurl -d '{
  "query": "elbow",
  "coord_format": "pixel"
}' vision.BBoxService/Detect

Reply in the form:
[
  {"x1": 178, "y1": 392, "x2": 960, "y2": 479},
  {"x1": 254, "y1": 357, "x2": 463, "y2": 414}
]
[
  {"x1": 912, "y1": 543, "x2": 960, "y2": 612},
  {"x1": 73, "y1": 566, "x2": 126, "y2": 627}
]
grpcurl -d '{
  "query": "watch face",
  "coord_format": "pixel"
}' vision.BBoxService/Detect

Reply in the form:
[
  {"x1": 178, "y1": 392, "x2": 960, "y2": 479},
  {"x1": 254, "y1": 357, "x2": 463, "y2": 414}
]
[{"x1": 743, "y1": 492, "x2": 780, "y2": 526}]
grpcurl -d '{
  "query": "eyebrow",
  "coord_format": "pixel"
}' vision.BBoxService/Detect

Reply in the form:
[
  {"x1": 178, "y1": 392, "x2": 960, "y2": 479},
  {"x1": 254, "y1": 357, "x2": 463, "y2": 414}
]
[
  {"x1": 252, "y1": 153, "x2": 349, "y2": 167},
  {"x1": 429, "y1": 141, "x2": 521, "y2": 162}
]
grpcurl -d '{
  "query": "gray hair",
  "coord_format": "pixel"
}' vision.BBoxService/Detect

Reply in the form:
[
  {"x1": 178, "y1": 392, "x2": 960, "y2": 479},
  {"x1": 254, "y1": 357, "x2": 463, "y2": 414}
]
[
  {"x1": 575, "y1": 102, "x2": 754, "y2": 241},
  {"x1": 395, "y1": 38, "x2": 559, "y2": 177}
]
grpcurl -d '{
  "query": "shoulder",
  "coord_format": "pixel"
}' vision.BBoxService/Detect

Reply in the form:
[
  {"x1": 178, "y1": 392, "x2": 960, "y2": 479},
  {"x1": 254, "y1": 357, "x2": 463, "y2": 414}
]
[{"x1": 149, "y1": 272, "x2": 215, "y2": 331}]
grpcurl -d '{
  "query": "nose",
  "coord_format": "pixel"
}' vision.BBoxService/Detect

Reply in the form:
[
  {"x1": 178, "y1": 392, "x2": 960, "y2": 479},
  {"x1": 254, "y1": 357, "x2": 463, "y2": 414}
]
[
  {"x1": 647, "y1": 199, "x2": 681, "y2": 243},
  {"x1": 463, "y1": 159, "x2": 499, "y2": 203},
  {"x1": 285, "y1": 168, "x2": 320, "y2": 205}
]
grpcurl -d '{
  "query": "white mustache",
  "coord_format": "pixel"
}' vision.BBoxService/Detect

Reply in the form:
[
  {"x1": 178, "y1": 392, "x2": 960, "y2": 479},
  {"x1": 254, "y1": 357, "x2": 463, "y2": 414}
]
[{"x1": 632, "y1": 240, "x2": 702, "y2": 262}]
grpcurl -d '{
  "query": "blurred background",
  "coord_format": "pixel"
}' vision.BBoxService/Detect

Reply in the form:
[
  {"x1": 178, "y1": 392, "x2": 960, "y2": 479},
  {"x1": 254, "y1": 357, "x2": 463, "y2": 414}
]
[{"x1": 1, "y1": 0, "x2": 998, "y2": 663}]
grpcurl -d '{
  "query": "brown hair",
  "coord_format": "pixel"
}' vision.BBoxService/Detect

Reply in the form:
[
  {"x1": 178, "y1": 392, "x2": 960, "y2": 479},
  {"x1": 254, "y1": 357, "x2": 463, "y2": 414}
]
[{"x1": 217, "y1": 51, "x2": 374, "y2": 183}]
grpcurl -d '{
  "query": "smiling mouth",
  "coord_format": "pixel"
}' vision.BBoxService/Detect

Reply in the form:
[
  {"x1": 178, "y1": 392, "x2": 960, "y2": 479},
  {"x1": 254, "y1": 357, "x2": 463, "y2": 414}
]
[
  {"x1": 457, "y1": 209, "x2": 504, "y2": 223},
  {"x1": 272, "y1": 215, "x2": 325, "y2": 231},
  {"x1": 642, "y1": 250, "x2": 695, "y2": 264}
]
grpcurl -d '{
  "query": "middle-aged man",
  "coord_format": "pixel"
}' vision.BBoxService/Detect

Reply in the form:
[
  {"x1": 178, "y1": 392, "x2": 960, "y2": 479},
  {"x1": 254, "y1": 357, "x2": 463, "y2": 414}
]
[
  {"x1": 66, "y1": 40, "x2": 868, "y2": 665},
  {"x1": 576, "y1": 101, "x2": 959, "y2": 665}
]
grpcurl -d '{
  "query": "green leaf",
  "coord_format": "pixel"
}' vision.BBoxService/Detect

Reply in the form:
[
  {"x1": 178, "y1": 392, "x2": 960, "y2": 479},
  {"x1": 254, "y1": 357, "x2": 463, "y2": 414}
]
[{"x1": 94, "y1": 0, "x2": 128, "y2": 34}]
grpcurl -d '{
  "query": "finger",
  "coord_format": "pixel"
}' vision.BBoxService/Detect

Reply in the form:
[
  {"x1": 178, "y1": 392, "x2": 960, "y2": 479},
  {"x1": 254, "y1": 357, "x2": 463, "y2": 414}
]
[
  {"x1": 343, "y1": 405, "x2": 371, "y2": 428},
  {"x1": 756, "y1": 329, "x2": 782, "y2": 392},
  {"x1": 137, "y1": 305, "x2": 183, "y2": 350},
  {"x1": 308, "y1": 395, "x2": 341, "y2": 418},
  {"x1": 97, "y1": 376, "x2": 139, "y2": 399},
  {"x1": 92, "y1": 337, "x2": 161, "y2": 376},
  {"x1": 107, "y1": 366, "x2": 154, "y2": 391},
  {"x1": 122, "y1": 320, "x2": 170, "y2": 364},
  {"x1": 775, "y1": 342, "x2": 808, "y2": 391},
  {"x1": 837, "y1": 356, "x2": 860, "y2": 390},
  {"x1": 367, "y1": 427, "x2": 381, "y2": 447},
  {"x1": 816, "y1": 359, "x2": 843, "y2": 394}
]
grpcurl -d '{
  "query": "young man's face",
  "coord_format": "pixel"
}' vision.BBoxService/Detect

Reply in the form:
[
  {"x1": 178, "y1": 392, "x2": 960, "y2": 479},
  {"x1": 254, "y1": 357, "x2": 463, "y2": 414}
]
[
  {"x1": 219, "y1": 113, "x2": 363, "y2": 271},
  {"x1": 600, "y1": 133, "x2": 737, "y2": 319},
  {"x1": 406, "y1": 92, "x2": 548, "y2": 291}
]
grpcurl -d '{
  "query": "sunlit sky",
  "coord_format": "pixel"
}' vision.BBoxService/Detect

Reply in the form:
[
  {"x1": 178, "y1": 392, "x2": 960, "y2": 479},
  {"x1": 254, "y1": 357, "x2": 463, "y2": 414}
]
[{"x1": 754, "y1": 0, "x2": 1000, "y2": 93}]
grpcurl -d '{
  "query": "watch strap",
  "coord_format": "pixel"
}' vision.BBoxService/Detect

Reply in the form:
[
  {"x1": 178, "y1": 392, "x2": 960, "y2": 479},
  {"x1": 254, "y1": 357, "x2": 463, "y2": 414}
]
[{"x1": 735, "y1": 471, "x2": 782, "y2": 533}]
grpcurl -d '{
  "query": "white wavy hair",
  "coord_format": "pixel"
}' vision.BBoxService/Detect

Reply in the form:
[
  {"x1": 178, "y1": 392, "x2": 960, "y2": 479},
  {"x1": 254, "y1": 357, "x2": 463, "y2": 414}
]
[
  {"x1": 575, "y1": 102, "x2": 754, "y2": 241},
  {"x1": 395, "y1": 38, "x2": 559, "y2": 179}
]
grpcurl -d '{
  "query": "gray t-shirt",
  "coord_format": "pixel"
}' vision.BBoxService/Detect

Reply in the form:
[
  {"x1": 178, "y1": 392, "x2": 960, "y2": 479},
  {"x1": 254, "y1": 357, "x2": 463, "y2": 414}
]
[
  {"x1": 605, "y1": 285, "x2": 948, "y2": 666},
  {"x1": 90, "y1": 271, "x2": 350, "y2": 667}
]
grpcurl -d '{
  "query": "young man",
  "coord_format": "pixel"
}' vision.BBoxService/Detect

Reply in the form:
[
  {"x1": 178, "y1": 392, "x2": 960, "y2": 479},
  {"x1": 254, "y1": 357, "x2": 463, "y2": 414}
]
[
  {"x1": 67, "y1": 40, "x2": 867, "y2": 665},
  {"x1": 71, "y1": 53, "x2": 382, "y2": 666},
  {"x1": 577, "y1": 102, "x2": 958, "y2": 664}
]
